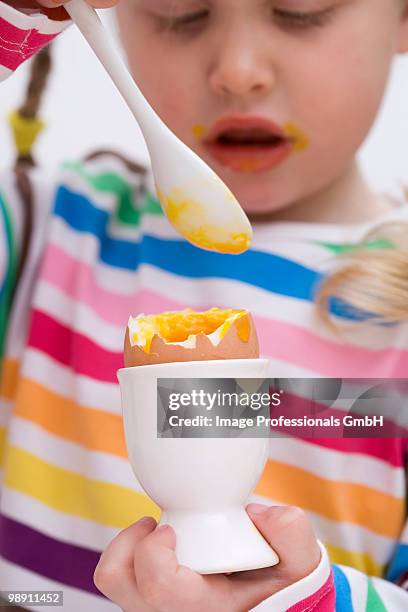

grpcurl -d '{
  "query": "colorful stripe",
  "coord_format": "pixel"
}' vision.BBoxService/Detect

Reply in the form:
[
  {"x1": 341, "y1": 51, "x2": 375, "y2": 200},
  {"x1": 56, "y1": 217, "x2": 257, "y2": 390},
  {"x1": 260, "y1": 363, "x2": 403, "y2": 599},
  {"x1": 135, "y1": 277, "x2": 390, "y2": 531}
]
[
  {"x1": 0, "y1": 358, "x2": 19, "y2": 401},
  {"x1": 0, "y1": 192, "x2": 17, "y2": 359},
  {"x1": 316, "y1": 238, "x2": 394, "y2": 255},
  {"x1": 386, "y1": 543, "x2": 408, "y2": 583},
  {"x1": 61, "y1": 160, "x2": 162, "y2": 223},
  {"x1": 54, "y1": 185, "x2": 321, "y2": 293},
  {"x1": 13, "y1": 372, "x2": 404, "y2": 475},
  {"x1": 256, "y1": 460, "x2": 404, "y2": 538},
  {"x1": 365, "y1": 577, "x2": 387, "y2": 612},
  {"x1": 332, "y1": 565, "x2": 354, "y2": 611},
  {"x1": 0, "y1": 17, "x2": 58, "y2": 71},
  {"x1": 4, "y1": 446, "x2": 160, "y2": 527},
  {"x1": 326, "y1": 544, "x2": 383, "y2": 578},
  {"x1": 286, "y1": 572, "x2": 335, "y2": 611},
  {"x1": 13, "y1": 377, "x2": 125, "y2": 456},
  {"x1": 28, "y1": 295, "x2": 408, "y2": 380},
  {"x1": 0, "y1": 513, "x2": 102, "y2": 595},
  {"x1": 28, "y1": 310, "x2": 122, "y2": 383}
]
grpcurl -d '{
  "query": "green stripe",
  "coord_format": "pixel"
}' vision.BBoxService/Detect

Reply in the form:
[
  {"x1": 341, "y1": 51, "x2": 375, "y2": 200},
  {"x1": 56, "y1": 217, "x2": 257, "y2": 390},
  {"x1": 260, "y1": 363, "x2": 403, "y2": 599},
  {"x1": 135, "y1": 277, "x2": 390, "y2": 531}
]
[
  {"x1": 141, "y1": 191, "x2": 163, "y2": 215},
  {"x1": 0, "y1": 191, "x2": 18, "y2": 361},
  {"x1": 316, "y1": 238, "x2": 394, "y2": 255},
  {"x1": 365, "y1": 577, "x2": 387, "y2": 612},
  {"x1": 61, "y1": 161, "x2": 163, "y2": 226}
]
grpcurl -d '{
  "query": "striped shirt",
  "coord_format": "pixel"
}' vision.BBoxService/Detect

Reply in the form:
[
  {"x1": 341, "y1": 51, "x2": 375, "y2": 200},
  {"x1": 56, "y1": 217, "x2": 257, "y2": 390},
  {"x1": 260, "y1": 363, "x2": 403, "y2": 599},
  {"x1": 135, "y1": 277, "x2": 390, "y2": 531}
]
[
  {"x1": 0, "y1": 150, "x2": 408, "y2": 611},
  {"x1": 1, "y1": 3, "x2": 408, "y2": 610}
]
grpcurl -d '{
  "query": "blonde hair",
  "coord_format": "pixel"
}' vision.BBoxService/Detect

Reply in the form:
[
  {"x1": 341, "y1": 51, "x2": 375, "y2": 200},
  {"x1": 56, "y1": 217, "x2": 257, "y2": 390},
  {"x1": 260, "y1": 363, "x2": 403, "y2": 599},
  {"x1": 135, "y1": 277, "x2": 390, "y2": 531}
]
[{"x1": 315, "y1": 217, "x2": 408, "y2": 329}]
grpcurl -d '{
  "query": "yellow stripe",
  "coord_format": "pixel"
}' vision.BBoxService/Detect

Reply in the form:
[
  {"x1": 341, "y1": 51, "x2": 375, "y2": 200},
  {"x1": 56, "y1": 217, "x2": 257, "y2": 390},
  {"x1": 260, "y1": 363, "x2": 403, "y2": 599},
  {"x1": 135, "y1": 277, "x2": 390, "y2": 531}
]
[
  {"x1": 14, "y1": 377, "x2": 127, "y2": 457},
  {"x1": 326, "y1": 543, "x2": 383, "y2": 577},
  {"x1": 4, "y1": 446, "x2": 160, "y2": 527},
  {"x1": 255, "y1": 459, "x2": 404, "y2": 538},
  {"x1": 0, "y1": 358, "x2": 19, "y2": 401},
  {"x1": 8, "y1": 377, "x2": 404, "y2": 541}
]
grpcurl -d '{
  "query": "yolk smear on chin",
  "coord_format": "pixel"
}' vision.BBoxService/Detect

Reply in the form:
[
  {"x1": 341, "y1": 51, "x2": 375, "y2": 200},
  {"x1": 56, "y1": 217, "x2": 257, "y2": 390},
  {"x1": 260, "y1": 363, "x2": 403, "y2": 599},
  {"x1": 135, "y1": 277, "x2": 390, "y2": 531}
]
[
  {"x1": 191, "y1": 124, "x2": 206, "y2": 139},
  {"x1": 283, "y1": 123, "x2": 310, "y2": 151},
  {"x1": 234, "y1": 159, "x2": 267, "y2": 172},
  {"x1": 156, "y1": 187, "x2": 251, "y2": 254}
]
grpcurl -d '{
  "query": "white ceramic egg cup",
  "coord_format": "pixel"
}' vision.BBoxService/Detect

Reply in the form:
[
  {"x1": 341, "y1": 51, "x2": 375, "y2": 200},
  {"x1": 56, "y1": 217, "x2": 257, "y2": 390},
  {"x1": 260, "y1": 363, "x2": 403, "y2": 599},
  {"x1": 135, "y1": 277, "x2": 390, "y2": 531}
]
[{"x1": 117, "y1": 359, "x2": 279, "y2": 574}]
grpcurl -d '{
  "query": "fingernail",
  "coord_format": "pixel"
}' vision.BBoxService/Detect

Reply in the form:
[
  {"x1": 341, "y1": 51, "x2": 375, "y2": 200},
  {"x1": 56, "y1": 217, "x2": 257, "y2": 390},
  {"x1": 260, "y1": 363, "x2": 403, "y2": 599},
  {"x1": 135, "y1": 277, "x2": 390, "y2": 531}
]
[
  {"x1": 137, "y1": 516, "x2": 152, "y2": 525},
  {"x1": 155, "y1": 523, "x2": 170, "y2": 533},
  {"x1": 247, "y1": 503, "x2": 268, "y2": 515}
]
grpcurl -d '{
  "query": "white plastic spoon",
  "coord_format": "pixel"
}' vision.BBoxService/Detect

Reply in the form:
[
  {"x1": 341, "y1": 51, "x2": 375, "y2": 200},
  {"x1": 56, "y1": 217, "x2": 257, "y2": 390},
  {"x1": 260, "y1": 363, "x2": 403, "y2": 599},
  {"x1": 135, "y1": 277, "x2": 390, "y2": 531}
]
[{"x1": 64, "y1": 0, "x2": 252, "y2": 254}]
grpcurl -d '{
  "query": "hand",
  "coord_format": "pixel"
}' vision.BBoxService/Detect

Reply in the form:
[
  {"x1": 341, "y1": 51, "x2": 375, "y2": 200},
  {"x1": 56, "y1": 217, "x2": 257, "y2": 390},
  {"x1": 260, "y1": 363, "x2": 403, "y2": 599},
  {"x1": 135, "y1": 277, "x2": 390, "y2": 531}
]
[{"x1": 94, "y1": 504, "x2": 321, "y2": 612}]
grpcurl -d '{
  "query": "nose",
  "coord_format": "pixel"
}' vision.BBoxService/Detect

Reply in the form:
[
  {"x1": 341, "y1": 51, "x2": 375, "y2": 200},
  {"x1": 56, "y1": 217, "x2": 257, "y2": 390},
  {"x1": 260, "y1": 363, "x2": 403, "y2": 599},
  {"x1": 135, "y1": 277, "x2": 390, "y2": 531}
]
[{"x1": 208, "y1": 26, "x2": 276, "y2": 100}]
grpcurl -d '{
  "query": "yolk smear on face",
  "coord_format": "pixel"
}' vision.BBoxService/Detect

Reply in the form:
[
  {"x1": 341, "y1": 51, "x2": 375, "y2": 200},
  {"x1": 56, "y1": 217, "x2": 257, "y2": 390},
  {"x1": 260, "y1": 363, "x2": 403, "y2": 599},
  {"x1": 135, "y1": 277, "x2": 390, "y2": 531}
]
[
  {"x1": 191, "y1": 124, "x2": 206, "y2": 139},
  {"x1": 156, "y1": 188, "x2": 251, "y2": 254},
  {"x1": 283, "y1": 123, "x2": 310, "y2": 151},
  {"x1": 129, "y1": 307, "x2": 249, "y2": 353},
  {"x1": 234, "y1": 159, "x2": 267, "y2": 173}
]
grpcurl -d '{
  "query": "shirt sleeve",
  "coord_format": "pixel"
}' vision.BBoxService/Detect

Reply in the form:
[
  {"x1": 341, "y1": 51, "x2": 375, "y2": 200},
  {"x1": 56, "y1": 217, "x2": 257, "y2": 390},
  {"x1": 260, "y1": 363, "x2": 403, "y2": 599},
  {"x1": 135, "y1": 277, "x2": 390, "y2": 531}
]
[
  {"x1": 0, "y1": 1, "x2": 70, "y2": 81},
  {"x1": 252, "y1": 539, "x2": 408, "y2": 611}
]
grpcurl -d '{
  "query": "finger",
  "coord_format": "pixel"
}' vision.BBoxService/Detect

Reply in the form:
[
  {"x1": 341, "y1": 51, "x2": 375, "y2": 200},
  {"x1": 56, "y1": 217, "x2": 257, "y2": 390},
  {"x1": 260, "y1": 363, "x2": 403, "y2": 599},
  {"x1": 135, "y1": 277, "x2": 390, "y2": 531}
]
[
  {"x1": 134, "y1": 524, "x2": 215, "y2": 611},
  {"x1": 94, "y1": 516, "x2": 157, "y2": 610},
  {"x1": 226, "y1": 505, "x2": 321, "y2": 610},
  {"x1": 246, "y1": 504, "x2": 320, "y2": 576}
]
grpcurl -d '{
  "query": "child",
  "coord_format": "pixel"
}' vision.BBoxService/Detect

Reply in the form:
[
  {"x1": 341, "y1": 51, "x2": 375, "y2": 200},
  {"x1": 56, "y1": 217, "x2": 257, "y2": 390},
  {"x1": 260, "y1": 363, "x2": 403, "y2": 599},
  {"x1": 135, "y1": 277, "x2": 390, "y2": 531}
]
[{"x1": 1, "y1": 0, "x2": 408, "y2": 609}]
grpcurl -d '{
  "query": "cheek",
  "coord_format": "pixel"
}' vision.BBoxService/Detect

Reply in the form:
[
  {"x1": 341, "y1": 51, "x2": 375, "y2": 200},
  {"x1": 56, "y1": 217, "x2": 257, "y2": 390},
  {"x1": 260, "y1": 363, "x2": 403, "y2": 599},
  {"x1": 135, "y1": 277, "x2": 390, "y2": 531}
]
[{"x1": 290, "y1": 26, "x2": 394, "y2": 153}]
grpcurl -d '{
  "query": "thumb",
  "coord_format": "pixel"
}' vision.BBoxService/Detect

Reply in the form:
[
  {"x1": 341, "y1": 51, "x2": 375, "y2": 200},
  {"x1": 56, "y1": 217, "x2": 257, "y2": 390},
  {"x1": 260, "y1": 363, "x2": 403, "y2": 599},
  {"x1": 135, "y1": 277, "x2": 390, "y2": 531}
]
[{"x1": 246, "y1": 504, "x2": 320, "y2": 582}]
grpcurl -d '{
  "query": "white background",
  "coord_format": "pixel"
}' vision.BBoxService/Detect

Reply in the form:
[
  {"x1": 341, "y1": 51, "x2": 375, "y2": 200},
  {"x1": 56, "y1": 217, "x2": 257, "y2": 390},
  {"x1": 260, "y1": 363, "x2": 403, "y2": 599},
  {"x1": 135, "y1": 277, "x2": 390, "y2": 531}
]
[{"x1": 0, "y1": 9, "x2": 407, "y2": 200}]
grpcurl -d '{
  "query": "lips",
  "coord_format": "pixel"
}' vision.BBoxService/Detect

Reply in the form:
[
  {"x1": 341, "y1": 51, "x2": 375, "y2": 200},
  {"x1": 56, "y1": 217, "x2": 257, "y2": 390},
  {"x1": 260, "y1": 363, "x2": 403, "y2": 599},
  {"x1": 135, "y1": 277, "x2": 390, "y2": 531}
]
[{"x1": 203, "y1": 115, "x2": 293, "y2": 173}]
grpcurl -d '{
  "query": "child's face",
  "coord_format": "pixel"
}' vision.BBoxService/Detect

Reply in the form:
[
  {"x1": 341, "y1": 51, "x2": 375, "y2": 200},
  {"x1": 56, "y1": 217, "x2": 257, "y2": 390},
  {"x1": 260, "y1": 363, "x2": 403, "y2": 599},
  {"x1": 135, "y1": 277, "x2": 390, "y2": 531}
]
[{"x1": 116, "y1": 0, "x2": 408, "y2": 216}]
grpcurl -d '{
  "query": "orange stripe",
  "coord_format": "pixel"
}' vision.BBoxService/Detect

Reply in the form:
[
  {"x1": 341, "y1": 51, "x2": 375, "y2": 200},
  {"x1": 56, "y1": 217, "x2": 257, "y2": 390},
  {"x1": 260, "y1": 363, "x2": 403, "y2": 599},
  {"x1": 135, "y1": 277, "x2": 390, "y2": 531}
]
[
  {"x1": 13, "y1": 378, "x2": 405, "y2": 539},
  {"x1": 14, "y1": 377, "x2": 127, "y2": 457},
  {"x1": 0, "y1": 358, "x2": 20, "y2": 401},
  {"x1": 255, "y1": 460, "x2": 404, "y2": 538},
  {"x1": 0, "y1": 426, "x2": 6, "y2": 468}
]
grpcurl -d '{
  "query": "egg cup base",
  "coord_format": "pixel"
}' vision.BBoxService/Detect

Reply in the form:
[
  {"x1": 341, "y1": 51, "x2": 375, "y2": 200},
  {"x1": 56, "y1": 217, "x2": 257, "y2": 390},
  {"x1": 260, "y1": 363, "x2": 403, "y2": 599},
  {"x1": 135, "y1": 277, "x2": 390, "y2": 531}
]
[{"x1": 159, "y1": 506, "x2": 279, "y2": 574}]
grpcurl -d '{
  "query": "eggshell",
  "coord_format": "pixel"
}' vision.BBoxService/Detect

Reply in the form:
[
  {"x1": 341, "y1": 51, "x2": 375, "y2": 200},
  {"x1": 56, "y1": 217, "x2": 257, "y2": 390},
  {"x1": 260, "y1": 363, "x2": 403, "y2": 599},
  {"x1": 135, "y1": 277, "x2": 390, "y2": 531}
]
[{"x1": 124, "y1": 311, "x2": 259, "y2": 367}]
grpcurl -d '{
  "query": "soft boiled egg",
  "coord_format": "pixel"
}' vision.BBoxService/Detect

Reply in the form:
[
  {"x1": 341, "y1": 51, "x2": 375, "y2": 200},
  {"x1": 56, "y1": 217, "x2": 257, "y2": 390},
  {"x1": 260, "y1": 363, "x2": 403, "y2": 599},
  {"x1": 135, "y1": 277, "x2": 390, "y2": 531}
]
[{"x1": 124, "y1": 307, "x2": 259, "y2": 367}]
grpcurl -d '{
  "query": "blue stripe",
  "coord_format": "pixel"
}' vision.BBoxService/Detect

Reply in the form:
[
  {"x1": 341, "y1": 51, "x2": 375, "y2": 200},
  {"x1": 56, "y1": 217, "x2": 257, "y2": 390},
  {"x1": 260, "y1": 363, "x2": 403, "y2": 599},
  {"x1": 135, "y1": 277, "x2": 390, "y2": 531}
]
[
  {"x1": 54, "y1": 185, "x2": 321, "y2": 298},
  {"x1": 332, "y1": 565, "x2": 354, "y2": 611},
  {"x1": 53, "y1": 185, "x2": 377, "y2": 322},
  {"x1": 54, "y1": 186, "x2": 140, "y2": 270},
  {"x1": 386, "y1": 542, "x2": 408, "y2": 583}
]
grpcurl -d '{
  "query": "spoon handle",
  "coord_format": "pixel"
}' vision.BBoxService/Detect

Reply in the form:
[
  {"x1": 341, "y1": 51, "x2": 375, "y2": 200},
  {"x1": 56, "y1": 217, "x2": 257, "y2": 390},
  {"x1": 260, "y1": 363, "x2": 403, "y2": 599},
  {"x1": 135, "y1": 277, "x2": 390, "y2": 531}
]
[{"x1": 65, "y1": 0, "x2": 159, "y2": 134}]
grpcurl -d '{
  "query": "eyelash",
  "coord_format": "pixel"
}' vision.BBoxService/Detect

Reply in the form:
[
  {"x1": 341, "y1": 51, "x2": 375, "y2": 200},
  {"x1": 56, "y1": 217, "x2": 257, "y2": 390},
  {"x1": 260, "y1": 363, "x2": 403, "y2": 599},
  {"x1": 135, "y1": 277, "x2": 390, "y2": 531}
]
[
  {"x1": 273, "y1": 8, "x2": 331, "y2": 29},
  {"x1": 158, "y1": 7, "x2": 331, "y2": 33},
  {"x1": 158, "y1": 10, "x2": 209, "y2": 32}
]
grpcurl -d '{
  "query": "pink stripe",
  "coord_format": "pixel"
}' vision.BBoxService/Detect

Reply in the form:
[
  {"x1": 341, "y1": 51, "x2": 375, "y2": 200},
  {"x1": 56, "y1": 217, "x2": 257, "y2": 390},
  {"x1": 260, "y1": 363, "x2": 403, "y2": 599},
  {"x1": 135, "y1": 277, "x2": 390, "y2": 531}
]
[
  {"x1": 42, "y1": 243, "x2": 135, "y2": 327},
  {"x1": 0, "y1": 17, "x2": 56, "y2": 71},
  {"x1": 286, "y1": 572, "x2": 335, "y2": 611},
  {"x1": 41, "y1": 244, "x2": 408, "y2": 377},
  {"x1": 28, "y1": 309, "x2": 121, "y2": 383},
  {"x1": 302, "y1": 438, "x2": 406, "y2": 468}
]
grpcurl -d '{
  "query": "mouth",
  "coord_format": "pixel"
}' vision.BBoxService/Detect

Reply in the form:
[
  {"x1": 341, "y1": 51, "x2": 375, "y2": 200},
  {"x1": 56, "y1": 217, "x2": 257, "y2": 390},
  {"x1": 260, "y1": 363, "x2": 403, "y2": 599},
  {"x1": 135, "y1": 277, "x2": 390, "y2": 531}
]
[{"x1": 203, "y1": 116, "x2": 294, "y2": 173}]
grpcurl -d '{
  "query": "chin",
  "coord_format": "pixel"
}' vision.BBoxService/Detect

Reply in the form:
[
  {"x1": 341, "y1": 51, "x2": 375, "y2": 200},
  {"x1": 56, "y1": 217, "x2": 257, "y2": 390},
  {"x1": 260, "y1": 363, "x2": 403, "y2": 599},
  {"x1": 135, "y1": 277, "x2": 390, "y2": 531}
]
[{"x1": 221, "y1": 173, "x2": 292, "y2": 216}]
